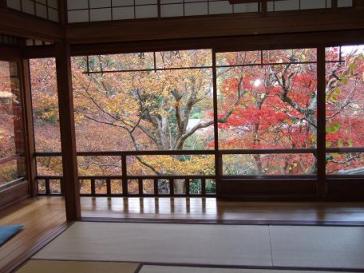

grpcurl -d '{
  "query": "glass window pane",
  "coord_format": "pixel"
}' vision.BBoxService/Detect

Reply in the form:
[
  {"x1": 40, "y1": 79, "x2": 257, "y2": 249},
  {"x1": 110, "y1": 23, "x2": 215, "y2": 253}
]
[
  {"x1": 72, "y1": 50, "x2": 214, "y2": 152},
  {"x1": 326, "y1": 45, "x2": 364, "y2": 149},
  {"x1": 327, "y1": 153, "x2": 364, "y2": 175},
  {"x1": 0, "y1": 61, "x2": 26, "y2": 187},
  {"x1": 223, "y1": 153, "x2": 316, "y2": 176},
  {"x1": 30, "y1": 58, "x2": 61, "y2": 152},
  {"x1": 217, "y1": 50, "x2": 317, "y2": 150}
]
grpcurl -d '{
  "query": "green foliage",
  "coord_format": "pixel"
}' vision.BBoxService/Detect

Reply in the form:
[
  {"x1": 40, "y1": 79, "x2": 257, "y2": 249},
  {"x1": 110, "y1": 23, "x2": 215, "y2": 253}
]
[{"x1": 326, "y1": 122, "x2": 341, "y2": 134}]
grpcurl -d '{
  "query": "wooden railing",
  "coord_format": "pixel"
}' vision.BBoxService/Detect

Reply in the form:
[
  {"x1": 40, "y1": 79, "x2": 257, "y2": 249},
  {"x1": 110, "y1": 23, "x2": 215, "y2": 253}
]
[
  {"x1": 35, "y1": 150, "x2": 217, "y2": 197},
  {"x1": 34, "y1": 147, "x2": 364, "y2": 197}
]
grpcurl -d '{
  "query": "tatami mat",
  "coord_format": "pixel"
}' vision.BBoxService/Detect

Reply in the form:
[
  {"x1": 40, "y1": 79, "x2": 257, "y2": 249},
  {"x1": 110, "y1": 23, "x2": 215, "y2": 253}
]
[
  {"x1": 33, "y1": 222, "x2": 364, "y2": 270},
  {"x1": 139, "y1": 265, "x2": 356, "y2": 273},
  {"x1": 270, "y1": 226, "x2": 364, "y2": 268},
  {"x1": 16, "y1": 260, "x2": 139, "y2": 273},
  {"x1": 34, "y1": 222, "x2": 272, "y2": 266}
]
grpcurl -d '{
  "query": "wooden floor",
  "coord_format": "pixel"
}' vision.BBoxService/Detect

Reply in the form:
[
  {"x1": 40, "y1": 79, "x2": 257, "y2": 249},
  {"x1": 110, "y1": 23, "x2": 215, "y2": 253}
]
[
  {"x1": 2, "y1": 197, "x2": 364, "y2": 273},
  {"x1": 81, "y1": 197, "x2": 364, "y2": 224},
  {"x1": 0, "y1": 197, "x2": 67, "y2": 273}
]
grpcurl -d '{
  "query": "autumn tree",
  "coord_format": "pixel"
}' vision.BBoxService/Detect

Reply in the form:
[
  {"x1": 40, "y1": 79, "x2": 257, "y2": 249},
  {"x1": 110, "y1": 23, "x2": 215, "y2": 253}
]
[
  {"x1": 217, "y1": 49, "x2": 317, "y2": 175},
  {"x1": 71, "y1": 50, "x2": 216, "y2": 181},
  {"x1": 27, "y1": 46, "x2": 364, "y2": 187},
  {"x1": 326, "y1": 47, "x2": 364, "y2": 173}
]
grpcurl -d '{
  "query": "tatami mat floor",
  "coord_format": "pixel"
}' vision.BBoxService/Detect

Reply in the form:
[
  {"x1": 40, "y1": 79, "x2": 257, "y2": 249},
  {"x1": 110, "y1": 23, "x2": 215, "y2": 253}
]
[{"x1": 15, "y1": 222, "x2": 364, "y2": 273}]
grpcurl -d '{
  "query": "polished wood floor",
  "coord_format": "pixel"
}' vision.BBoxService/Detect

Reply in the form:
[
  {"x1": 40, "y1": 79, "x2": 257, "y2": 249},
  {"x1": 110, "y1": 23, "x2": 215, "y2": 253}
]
[
  {"x1": 81, "y1": 197, "x2": 364, "y2": 224},
  {"x1": 0, "y1": 197, "x2": 67, "y2": 273},
  {"x1": 1, "y1": 197, "x2": 364, "y2": 273}
]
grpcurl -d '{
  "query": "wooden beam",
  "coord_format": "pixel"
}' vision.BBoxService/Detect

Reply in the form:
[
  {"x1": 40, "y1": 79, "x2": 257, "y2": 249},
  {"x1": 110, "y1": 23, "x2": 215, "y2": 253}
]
[
  {"x1": 0, "y1": 46, "x2": 21, "y2": 60},
  {"x1": 55, "y1": 41, "x2": 80, "y2": 221},
  {"x1": 0, "y1": 8, "x2": 63, "y2": 41},
  {"x1": 66, "y1": 9, "x2": 364, "y2": 44},
  {"x1": 22, "y1": 45, "x2": 57, "y2": 59},
  {"x1": 70, "y1": 30, "x2": 364, "y2": 56}
]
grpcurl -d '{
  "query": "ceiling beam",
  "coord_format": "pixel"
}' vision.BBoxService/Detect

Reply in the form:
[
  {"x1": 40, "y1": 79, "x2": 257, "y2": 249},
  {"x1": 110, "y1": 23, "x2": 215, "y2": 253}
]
[
  {"x1": 20, "y1": 29, "x2": 364, "y2": 58},
  {"x1": 0, "y1": 46, "x2": 21, "y2": 60},
  {"x1": 69, "y1": 29, "x2": 364, "y2": 56},
  {"x1": 0, "y1": 8, "x2": 63, "y2": 41},
  {"x1": 66, "y1": 9, "x2": 364, "y2": 45}
]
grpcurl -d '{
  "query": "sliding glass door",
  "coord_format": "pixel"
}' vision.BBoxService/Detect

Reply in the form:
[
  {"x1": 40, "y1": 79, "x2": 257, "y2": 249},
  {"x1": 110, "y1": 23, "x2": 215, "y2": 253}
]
[{"x1": 0, "y1": 59, "x2": 27, "y2": 207}]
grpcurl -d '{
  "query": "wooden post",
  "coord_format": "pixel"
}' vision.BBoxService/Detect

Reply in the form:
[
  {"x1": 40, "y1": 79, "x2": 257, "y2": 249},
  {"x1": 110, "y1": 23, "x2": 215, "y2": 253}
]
[
  {"x1": 317, "y1": 46, "x2": 327, "y2": 199},
  {"x1": 354, "y1": 0, "x2": 364, "y2": 8},
  {"x1": 19, "y1": 60, "x2": 37, "y2": 197},
  {"x1": 58, "y1": 0, "x2": 67, "y2": 25},
  {"x1": 332, "y1": 0, "x2": 338, "y2": 8},
  {"x1": 56, "y1": 41, "x2": 81, "y2": 221},
  {"x1": 261, "y1": 0, "x2": 267, "y2": 13},
  {"x1": 212, "y1": 49, "x2": 222, "y2": 199},
  {"x1": 0, "y1": 0, "x2": 6, "y2": 8}
]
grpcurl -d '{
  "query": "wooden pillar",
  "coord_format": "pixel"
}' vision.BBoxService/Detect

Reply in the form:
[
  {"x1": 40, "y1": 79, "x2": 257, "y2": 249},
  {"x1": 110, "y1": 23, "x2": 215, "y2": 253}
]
[
  {"x1": 212, "y1": 49, "x2": 222, "y2": 199},
  {"x1": 0, "y1": 0, "x2": 6, "y2": 8},
  {"x1": 332, "y1": 0, "x2": 338, "y2": 8},
  {"x1": 56, "y1": 41, "x2": 81, "y2": 221},
  {"x1": 19, "y1": 60, "x2": 37, "y2": 196},
  {"x1": 58, "y1": 0, "x2": 67, "y2": 25},
  {"x1": 317, "y1": 46, "x2": 327, "y2": 199},
  {"x1": 157, "y1": 0, "x2": 161, "y2": 18},
  {"x1": 261, "y1": 0, "x2": 267, "y2": 13},
  {"x1": 354, "y1": 0, "x2": 364, "y2": 8}
]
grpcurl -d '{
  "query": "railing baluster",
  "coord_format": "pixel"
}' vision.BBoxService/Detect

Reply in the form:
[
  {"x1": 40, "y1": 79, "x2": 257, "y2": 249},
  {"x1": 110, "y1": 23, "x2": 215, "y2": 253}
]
[
  {"x1": 170, "y1": 178, "x2": 174, "y2": 196},
  {"x1": 34, "y1": 152, "x2": 217, "y2": 197},
  {"x1": 121, "y1": 155, "x2": 128, "y2": 197},
  {"x1": 91, "y1": 179, "x2": 96, "y2": 195},
  {"x1": 106, "y1": 178, "x2": 111, "y2": 195},
  {"x1": 186, "y1": 178, "x2": 190, "y2": 196},
  {"x1": 138, "y1": 178, "x2": 143, "y2": 196},
  {"x1": 60, "y1": 178, "x2": 64, "y2": 195},
  {"x1": 154, "y1": 178, "x2": 159, "y2": 196},
  {"x1": 45, "y1": 178, "x2": 50, "y2": 195},
  {"x1": 201, "y1": 177, "x2": 206, "y2": 196}
]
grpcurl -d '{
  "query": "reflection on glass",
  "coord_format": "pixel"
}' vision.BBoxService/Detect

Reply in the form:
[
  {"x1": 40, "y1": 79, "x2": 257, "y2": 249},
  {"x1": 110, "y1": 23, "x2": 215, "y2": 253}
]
[
  {"x1": 223, "y1": 153, "x2": 316, "y2": 176},
  {"x1": 0, "y1": 61, "x2": 25, "y2": 187}
]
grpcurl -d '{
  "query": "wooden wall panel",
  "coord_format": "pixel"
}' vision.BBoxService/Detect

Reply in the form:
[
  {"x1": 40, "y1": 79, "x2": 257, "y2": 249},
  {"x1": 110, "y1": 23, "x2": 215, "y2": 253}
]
[{"x1": 0, "y1": 181, "x2": 29, "y2": 210}]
